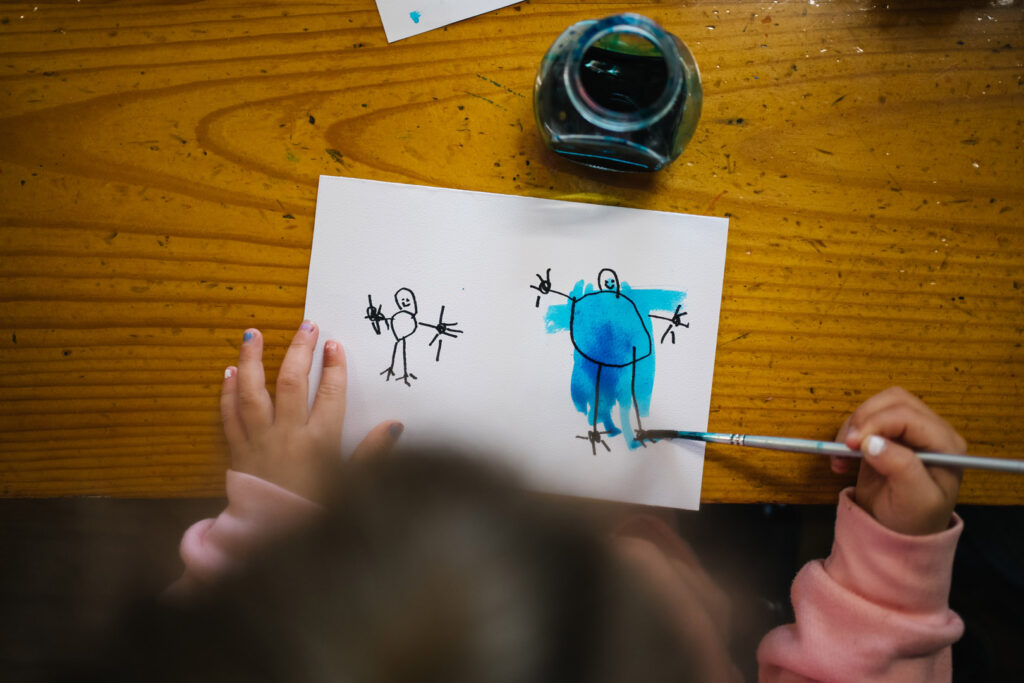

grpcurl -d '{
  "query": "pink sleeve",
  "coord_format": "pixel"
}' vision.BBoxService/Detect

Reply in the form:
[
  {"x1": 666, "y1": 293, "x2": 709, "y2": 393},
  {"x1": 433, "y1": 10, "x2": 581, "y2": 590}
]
[
  {"x1": 165, "y1": 470, "x2": 322, "y2": 598},
  {"x1": 757, "y1": 488, "x2": 963, "y2": 683}
]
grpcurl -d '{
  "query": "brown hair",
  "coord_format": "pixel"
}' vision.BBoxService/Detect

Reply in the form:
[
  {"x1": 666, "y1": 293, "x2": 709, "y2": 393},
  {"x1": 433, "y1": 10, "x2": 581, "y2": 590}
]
[{"x1": 69, "y1": 452, "x2": 698, "y2": 683}]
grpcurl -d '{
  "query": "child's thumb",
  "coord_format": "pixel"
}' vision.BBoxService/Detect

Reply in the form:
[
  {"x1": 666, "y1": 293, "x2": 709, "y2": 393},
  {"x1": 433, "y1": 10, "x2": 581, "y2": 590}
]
[
  {"x1": 351, "y1": 420, "x2": 404, "y2": 461},
  {"x1": 861, "y1": 434, "x2": 928, "y2": 483}
]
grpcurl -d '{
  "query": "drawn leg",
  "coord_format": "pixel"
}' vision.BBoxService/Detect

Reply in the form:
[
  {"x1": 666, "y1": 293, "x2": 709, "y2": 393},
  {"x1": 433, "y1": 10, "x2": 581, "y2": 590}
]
[
  {"x1": 576, "y1": 363, "x2": 611, "y2": 455},
  {"x1": 629, "y1": 348, "x2": 650, "y2": 447},
  {"x1": 631, "y1": 348, "x2": 659, "y2": 447},
  {"x1": 380, "y1": 341, "x2": 399, "y2": 381},
  {"x1": 398, "y1": 337, "x2": 417, "y2": 386}
]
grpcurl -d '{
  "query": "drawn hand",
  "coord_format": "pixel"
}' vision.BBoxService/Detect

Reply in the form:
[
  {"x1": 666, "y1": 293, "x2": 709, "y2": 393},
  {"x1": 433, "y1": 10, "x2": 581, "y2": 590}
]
[
  {"x1": 834, "y1": 386, "x2": 964, "y2": 535},
  {"x1": 532, "y1": 268, "x2": 553, "y2": 295},
  {"x1": 668, "y1": 306, "x2": 689, "y2": 328},
  {"x1": 365, "y1": 294, "x2": 388, "y2": 335},
  {"x1": 655, "y1": 305, "x2": 689, "y2": 344},
  {"x1": 221, "y1": 322, "x2": 403, "y2": 503}
]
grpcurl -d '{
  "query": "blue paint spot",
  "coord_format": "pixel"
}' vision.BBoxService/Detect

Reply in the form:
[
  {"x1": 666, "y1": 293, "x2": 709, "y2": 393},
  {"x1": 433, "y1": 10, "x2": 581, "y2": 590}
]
[
  {"x1": 410, "y1": 10, "x2": 422, "y2": 23},
  {"x1": 543, "y1": 279, "x2": 686, "y2": 449}
]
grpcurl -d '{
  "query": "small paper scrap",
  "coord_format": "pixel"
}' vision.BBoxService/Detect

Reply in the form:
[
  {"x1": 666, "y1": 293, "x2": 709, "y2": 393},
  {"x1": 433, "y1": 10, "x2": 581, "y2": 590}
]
[{"x1": 375, "y1": 0, "x2": 520, "y2": 43}]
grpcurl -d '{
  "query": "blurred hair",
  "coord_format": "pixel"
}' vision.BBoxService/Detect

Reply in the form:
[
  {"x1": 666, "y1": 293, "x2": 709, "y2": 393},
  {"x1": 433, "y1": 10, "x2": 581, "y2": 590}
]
[{"x1": 67, "y1": 452, "x2": 699, "y2": 683}]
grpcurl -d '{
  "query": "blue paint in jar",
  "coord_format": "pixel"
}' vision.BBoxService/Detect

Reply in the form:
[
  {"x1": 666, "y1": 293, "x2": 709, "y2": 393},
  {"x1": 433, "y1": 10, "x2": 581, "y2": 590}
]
[{"x1": 534, "y1": 14, "x2": 702, "y2": 172}]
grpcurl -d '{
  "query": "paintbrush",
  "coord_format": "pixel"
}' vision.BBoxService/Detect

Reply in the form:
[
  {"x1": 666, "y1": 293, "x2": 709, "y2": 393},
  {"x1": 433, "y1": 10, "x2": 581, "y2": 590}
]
[{"x1": 639, "y1": 430, "x2": 1024, "y2": 474}]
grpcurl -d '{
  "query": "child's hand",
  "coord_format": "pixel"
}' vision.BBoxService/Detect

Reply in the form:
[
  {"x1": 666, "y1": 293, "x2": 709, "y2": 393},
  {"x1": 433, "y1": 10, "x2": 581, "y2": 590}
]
[
  {"x1": 832, "y1": 387, "x2": 965, "y2": 535},
  {"x1": 220, "y1": 322, "x2": 402, "y2": 503}
]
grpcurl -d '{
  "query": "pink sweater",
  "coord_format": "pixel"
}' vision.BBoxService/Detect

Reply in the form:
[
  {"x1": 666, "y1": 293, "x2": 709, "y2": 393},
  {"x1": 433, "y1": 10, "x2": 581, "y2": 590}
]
[
  {"x1": 757, "y1": 489, "x2": 963, "y2": 682},
  {"x1": 172, "y1": 473, "x2": 963, "y2": 682}
]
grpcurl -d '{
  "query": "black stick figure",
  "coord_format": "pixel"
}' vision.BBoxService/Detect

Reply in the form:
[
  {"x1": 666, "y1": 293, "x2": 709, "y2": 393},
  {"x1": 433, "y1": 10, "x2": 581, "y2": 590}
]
[
  {"x1": 531, "y1": 267, "x2": 689, "y2": 454},
  {"x1": 365, "y1": 288, "x2": 463, "y2": 387}
]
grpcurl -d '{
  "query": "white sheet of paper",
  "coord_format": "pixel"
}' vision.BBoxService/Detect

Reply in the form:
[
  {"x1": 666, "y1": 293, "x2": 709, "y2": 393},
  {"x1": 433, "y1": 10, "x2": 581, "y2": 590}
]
[
  {"x1": 375, "y1": 0, "x2": 519, "y2": 42},
  {"x1": 304, "y1": 176, "x2": 729, "y2": 509}
]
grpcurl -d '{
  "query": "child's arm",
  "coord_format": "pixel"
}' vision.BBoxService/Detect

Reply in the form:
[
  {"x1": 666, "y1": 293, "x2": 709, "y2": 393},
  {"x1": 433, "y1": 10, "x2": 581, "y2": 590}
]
[
  {"x1": 758, "y1": 387, "x2": 965, "y2": 682},
  {"x1": 167, "y1": 322, "x2": 401, "y2": 597}
]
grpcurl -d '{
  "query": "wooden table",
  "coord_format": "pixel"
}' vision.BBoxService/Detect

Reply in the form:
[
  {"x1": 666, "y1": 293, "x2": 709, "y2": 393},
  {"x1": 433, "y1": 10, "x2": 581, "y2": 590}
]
[{"x1": 1, "y1": 0, "x2": 1021, "y2": 503}]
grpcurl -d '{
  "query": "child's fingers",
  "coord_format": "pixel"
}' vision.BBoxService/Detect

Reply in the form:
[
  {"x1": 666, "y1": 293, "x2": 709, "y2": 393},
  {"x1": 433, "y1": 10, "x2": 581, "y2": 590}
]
[
  {"x1": 834, "y1": 416, "x2": 852, "y2": 442},
  {"x1": 859, "y1": 434, "x2": 928, "y2": 484},
  {"x1": 856, "y1": 418, "x2": 963, "y2": 502},
  {"x1": 830, "y1": 455, "x2": 854, "y2": 474},
  {"x1": 236, "y1": 328, "x2": 274, "y2": 436},
  {"x1": 308, "y1": 340, "x2": 347, "y2": 443},
  {"x1": 275, "y1": 321, "x2": 319, "y2": 427},
  {"x1": 831, "y1": 417, "x2": 856, "y2": 474},
  {"x1": 859, "y1": 433, "x2": 961, "y2": 533},
  {"x1": 352, "y1": 421, "x2": 404, "y2": 461},
  {"x1": 845, "y1": 403, "x2": 966, "y2": 456},
  {"x1": 845, "y1": 387, "x2": 930, "y2": 435},
  {"x1": 220, "y1": 366, "x2": 246, "y2": 452}
]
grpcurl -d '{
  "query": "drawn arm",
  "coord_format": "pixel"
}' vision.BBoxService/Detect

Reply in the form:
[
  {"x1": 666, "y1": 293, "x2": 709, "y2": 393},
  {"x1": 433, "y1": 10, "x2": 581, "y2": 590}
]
[
  {"x1": 530, "y1": 268, "x2": 572, "y2": 307},
  {"x1": 364, "y1": 294, "x2": 389, "y2": 335},
  {"x1": 649, "y1": 305, "x2": 689, "y2": 344}
]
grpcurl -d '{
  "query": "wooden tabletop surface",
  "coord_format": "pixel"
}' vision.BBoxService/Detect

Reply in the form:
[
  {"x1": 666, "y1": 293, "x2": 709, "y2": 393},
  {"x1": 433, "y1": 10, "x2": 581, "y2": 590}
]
[{"x1": 1, "y1": 0, "x2": 1021, "y2": 503}]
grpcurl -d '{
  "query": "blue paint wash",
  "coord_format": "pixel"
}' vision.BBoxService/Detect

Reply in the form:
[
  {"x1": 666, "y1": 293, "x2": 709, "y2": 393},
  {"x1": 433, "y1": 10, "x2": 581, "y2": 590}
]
[
  {"x1": 409, "y1": 11, "x2": 422, "y2": 23},
  {"x1": 543, "y1": 278, "x2": 685, "y2": 449}
]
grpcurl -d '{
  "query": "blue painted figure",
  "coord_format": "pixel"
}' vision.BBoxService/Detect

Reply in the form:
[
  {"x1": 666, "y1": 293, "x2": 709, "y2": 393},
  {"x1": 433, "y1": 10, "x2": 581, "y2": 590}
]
[
  {"x1": 532, "y1": 268, "x2": 689, "y2": 453},
  {"x1": 365, "y1": 288, "x2": 462, "y2": 387}
]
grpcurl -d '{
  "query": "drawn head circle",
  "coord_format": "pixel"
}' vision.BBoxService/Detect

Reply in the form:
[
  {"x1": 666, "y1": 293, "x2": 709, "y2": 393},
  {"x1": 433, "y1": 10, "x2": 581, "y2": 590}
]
[
  {"x1": 598, "y1": 268, "x2": 620, "y2": 293},
  {"x1": 394, "y1": 288, "x2": 417, "y2": 314}
]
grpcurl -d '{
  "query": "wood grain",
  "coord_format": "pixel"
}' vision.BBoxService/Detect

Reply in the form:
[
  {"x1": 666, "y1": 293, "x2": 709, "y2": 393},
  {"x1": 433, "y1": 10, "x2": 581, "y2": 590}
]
[{"x1": 1, "y1": 0, "x2": 1021, "y2": 502}]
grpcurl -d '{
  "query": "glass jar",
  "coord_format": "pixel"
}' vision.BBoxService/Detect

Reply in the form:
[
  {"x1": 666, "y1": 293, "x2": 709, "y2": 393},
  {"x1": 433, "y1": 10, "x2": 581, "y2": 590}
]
[{"x1": 533, "y1": 13, "x2": 702, "y2": 172}]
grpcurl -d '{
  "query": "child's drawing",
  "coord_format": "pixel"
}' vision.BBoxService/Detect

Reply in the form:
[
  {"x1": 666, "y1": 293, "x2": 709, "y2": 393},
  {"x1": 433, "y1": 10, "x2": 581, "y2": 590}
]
[
  {"x1": 531, "y1": 268, "x2": 689, "y2": 453},
  {"x1": 365, "y1": 288, "x2": 463, "y2": 386}
]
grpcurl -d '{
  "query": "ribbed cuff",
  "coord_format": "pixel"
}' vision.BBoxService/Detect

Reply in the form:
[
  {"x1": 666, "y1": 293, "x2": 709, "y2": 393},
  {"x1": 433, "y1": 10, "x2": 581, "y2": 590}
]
[{"x1": 826, "y1": 487, "x2": 962, "y2": 613}]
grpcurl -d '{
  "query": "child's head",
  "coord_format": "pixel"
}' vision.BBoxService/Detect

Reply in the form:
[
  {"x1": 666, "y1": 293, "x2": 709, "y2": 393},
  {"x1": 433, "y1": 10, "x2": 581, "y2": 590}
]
[{"x1": 74, "y1": 453, "x2": 716, "y2": 683}]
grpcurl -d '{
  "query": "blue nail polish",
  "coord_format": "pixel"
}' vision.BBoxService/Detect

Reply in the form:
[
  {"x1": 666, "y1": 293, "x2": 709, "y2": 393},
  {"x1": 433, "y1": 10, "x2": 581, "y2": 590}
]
[
  {"x1": 389, "y1": 423, "x2": 404, "y2": 440},
  {"x1": 243, "y1": 331, "x2": 254, "y2": 342},
  {"x1": 299, "y1": 321, "x2": 315, "y2": 333}
]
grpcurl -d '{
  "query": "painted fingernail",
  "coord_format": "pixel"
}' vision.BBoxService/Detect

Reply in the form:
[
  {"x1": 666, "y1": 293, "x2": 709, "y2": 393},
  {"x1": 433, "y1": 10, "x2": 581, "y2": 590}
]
[
  {"x1": 243, "y1": 329, "x2": 256, "y2": 342},
  {"x1": 224, "y1": 366, "x2": 235, "y2": 379},
  {"x1": 299, "y1": 320, "x2": 315, "y2": 333},
  {"x1": 865, "y1": 435, "x2": 886, "y2": 457},
  {"x1": 389, "y1": 422, "x2": 404, "y2": 440}
]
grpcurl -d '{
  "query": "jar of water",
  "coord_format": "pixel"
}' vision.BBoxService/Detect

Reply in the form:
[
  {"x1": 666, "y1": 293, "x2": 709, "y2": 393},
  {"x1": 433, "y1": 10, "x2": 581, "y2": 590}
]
[{"x1": 533, "y1": 14, "x2": 702, "y2": 172}]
